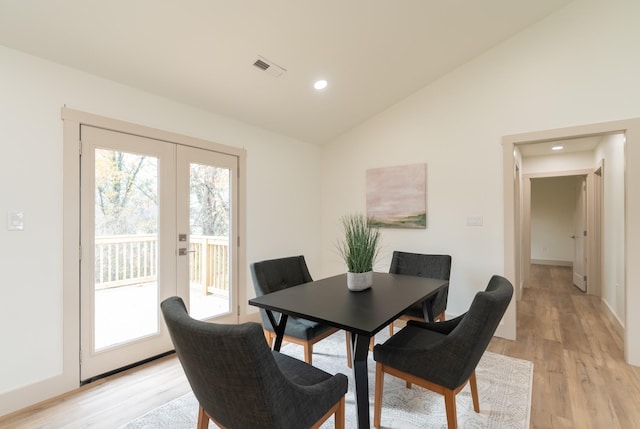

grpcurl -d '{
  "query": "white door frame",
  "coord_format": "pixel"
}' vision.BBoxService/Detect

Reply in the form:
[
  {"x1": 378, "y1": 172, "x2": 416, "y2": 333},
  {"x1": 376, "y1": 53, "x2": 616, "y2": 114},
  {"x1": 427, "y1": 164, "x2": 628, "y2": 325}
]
[
  {"x1": 573, "y1": 175, "x2": 588, "y2": 292},
  {"x1": 503, "y1": 117, "x2": 640, "y2": 366},
  {"x1": 62, "y1": 107, "x2": 246, "y2": 383}
]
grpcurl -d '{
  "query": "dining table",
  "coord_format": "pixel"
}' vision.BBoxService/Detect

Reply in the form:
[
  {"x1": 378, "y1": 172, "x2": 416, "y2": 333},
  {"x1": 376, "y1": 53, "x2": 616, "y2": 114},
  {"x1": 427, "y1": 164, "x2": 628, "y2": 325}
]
[{"x1": 248, "y1": 271, "x2": 448, "y2": 429}]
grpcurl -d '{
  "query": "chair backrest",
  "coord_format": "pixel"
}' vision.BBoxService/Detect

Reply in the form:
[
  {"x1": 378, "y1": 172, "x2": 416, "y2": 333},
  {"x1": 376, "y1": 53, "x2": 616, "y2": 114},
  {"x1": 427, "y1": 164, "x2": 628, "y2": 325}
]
[
  {"x1": 441, "y1": 275, "x2": 513, "y2": 387},
  {"x1": 250, "y1": 256, "x2": 313, "y2": 328},
  {"x1": 389, "y1": 250, "x2": 451, "y2": 280},
  {"x1": 389, "y1": 251, "x2": 452, "y2": 317},
  {"x1": 389, "y1": 251, "x2": 451, "y2": 279},
  {"x1": 250, "y1": 255, "x2": 313, "y2": 296},
  {"x1": 161, "y1": 296, "x2": 295, "y2": 428}
]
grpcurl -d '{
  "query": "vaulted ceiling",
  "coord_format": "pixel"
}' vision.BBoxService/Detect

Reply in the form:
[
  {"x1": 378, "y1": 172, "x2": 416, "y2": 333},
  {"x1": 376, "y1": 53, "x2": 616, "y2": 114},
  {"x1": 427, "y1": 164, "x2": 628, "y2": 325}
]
[{"x1": 0, "y1": 0, "x2": 573, "y2": 144}]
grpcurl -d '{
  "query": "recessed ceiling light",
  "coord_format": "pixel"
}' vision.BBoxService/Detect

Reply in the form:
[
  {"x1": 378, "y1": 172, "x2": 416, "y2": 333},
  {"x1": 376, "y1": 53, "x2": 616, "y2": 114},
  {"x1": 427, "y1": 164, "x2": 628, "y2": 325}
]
[
  {"x1": 314, "y1": 79, "x2": 328, "y2": 90},
  {"x1": 551, "y1": 145, "x2": 564, "y2": 151}
]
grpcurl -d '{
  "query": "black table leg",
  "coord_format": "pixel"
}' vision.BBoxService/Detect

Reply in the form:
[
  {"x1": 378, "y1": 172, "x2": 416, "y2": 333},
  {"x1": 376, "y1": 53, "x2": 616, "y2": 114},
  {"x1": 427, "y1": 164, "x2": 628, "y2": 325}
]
[
  {"x1": 350, "y1": 332, "x2": 372, "y2": 429},
  {"x1": 422, "y1": 298, "x2": 435, "y2": 322},
  {"x1": 265, "y1": 310, "x2": 288, "y2": 351}
]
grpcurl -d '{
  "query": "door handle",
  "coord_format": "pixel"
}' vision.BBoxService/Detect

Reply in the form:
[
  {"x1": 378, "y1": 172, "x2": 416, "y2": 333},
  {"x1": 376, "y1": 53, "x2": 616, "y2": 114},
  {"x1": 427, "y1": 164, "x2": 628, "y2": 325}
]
[{"x1": 178, "y1": 248, "x2": 196, "y2": 256}]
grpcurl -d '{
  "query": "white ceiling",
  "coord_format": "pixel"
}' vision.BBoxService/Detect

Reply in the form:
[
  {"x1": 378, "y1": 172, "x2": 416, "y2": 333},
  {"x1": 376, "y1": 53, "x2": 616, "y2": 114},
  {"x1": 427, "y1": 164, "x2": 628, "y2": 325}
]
[{"x1": 0, "y1": 0, "x2": 573, "y2": 144}]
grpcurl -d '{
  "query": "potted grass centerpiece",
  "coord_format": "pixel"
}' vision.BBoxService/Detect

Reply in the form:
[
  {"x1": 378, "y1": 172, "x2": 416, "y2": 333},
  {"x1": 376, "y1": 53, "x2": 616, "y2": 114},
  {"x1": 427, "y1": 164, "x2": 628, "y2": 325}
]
[{"x1": 337, "y1": 214, "x2": 381, "y2": 291}]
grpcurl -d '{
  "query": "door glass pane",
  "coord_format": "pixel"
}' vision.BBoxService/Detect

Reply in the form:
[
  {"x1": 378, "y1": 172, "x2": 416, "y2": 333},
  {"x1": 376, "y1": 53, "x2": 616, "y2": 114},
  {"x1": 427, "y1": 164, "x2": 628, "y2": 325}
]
[
  {"x1": 94, "y1": 149, "x2": 159, "y2": 350},
  {"x1": 188, "y1": 163, "x2": 231, "y2": 320}
]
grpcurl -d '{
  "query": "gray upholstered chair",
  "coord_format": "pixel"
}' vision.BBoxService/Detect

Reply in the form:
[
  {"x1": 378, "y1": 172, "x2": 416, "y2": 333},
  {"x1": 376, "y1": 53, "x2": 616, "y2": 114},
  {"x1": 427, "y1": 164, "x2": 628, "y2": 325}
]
[
  {"x1": 373, "y1": 275, "x2": 513, "y2": 429},
  {"x1": 161, "y1": 296, "x2": 348, "y2": 429},
  {"x1": 251, "y1": 255, "x2": 351, "y2": 365},
  {"x1": 388, "y1": 251, "x2": 452, "y2": 334}
]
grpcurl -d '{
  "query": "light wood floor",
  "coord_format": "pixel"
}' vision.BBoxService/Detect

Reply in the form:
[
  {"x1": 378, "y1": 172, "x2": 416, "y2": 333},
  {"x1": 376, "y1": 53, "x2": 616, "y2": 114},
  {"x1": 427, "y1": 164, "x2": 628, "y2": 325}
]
[
  {"x1": 488, "y1": 265, "x2": 640, "y2": 429},
  {"x1": 2, "y1": 264, "x2": 640, "y2": 428}
]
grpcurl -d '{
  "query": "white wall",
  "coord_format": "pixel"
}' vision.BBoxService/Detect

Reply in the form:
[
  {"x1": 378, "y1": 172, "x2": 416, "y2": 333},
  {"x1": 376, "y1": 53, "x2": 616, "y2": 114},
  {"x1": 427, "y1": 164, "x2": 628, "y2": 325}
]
[
  {"x1": 320, "y1": 0, "x2": 640, "y2": 348},
  {"x1": 0, "y1": 45, "x2": 322, "y2": 412},
  {"x1": 530, "y1": 176, "x2": 577, "y2": 264},
  {"x1": 595, "y1": 133, "x2": 626, "y2": 324}
]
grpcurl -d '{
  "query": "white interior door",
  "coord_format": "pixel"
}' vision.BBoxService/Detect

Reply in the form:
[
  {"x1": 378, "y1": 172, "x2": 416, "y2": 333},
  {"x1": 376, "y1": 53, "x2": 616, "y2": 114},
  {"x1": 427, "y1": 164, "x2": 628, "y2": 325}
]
[
  {"x1": 80, "y1": 126, "x2": 238, "y2": 381},
  {"x1": 573, "y1": 176, "x2": 587, "y2": 292}
]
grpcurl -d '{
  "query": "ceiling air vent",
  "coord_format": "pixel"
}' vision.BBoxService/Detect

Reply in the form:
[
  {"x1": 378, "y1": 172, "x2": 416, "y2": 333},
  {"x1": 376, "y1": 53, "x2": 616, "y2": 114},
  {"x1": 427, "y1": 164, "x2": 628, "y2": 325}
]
[
  {"x1": 253, "y1": 59, "x2": 270, "y2": 71},
  {"x1": 252, "y1": 56, "x2": 286, "y2": 78}
]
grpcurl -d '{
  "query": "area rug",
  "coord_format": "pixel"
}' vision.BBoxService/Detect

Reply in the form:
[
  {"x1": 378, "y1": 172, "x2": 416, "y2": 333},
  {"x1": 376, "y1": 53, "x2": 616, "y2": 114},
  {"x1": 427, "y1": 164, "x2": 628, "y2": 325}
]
[{"x1": 120, "y1": 331, "x2": 533, "y2": 428}]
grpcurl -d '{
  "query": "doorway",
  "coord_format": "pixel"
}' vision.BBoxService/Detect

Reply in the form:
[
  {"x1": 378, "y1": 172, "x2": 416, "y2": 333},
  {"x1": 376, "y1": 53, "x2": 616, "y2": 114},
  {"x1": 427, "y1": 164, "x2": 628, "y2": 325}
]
[
  {"x1": 79, "y1": 125, "x2": 239, "y2": 380},
  {"x1": 524, "y1": 173, "x2": 592, "y2": 293},
  {"x1": 502, "y1": 119, "x2": 639, "y2": 364},
  {"x1": 62, "y1": 109, "x2": 246, "y2": 384}
]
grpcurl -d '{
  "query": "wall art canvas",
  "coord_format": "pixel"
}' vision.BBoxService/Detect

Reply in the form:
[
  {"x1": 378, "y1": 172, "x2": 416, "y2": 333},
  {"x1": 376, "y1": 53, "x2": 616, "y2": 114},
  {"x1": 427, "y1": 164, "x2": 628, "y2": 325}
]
[{"x1": 366, "y1": 163, "x2": 427, "y2": 229}]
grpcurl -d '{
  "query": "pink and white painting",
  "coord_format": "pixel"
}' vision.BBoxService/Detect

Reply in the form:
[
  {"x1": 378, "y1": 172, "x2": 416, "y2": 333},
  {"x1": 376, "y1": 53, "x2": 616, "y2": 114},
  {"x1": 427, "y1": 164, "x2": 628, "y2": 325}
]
[{"x1": 366, "y1": 163, "x2": 426, "y2": 229}]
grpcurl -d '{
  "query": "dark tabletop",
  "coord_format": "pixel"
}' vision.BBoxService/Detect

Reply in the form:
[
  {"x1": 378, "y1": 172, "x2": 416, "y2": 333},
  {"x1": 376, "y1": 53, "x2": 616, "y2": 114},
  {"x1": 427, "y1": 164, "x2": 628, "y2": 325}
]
[{"x1": 249, "y1": 272, "x2": 448, "y2": 336}]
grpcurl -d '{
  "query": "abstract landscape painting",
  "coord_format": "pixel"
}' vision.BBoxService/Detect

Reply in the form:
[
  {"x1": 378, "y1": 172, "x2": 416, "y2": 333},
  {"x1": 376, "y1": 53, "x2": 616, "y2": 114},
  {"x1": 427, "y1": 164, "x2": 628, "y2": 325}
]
[{"x1": 366, "y1": 163, "x2": 426, "y2": 228}]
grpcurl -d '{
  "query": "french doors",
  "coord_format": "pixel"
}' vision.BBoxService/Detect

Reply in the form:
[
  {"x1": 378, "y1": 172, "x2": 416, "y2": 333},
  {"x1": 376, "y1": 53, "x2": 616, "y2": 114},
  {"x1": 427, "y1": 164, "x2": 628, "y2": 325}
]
[{"x1": 80, "y1": 125, "x2": 238, "y2": 381}]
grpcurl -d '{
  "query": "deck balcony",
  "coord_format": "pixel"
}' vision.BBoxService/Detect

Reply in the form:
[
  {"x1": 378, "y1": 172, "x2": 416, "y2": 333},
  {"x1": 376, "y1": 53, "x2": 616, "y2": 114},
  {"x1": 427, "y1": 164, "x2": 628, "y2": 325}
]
[{"x1": 93, "y1": 234, "x2": 230, "y2": 350}]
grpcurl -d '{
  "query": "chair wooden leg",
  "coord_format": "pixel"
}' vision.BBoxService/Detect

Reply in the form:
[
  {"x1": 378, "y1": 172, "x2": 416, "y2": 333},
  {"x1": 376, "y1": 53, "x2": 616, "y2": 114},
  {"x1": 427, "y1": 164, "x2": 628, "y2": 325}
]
[
  {"x1": 312, "y1": 398, "x2": 344, "y2": 429},
  {"x1": 443, "y1": 389, "x2": 458, "y2": 429},
  {"x1": 469, "y1": 371, "x2": 480, "y2": 412},
  {"x1": 304, "y1": 343, "x2": 313, "y2": 364},
  {"x1": 435, "y1": 312, "x2": 446, "y2": 322},
  {"x1": 345, "y1": 332, "x2": 373, "y2": 367},
  {"x1": 197, "y1": 405, "x2": 210, "y2": 429},
  {"x1": 389, "y1": 323, "x2": 394, "y2": 335},
  {"x1": 264, "y1": 330, "x2": 274, "y2": 348},
  {"x1": 334, "y1": 397, "x2": 345, "y2": 429},
  {"x1": 373, "y1": 363, "x2": 384, "y2": 428},
  {"x1": 346, "y1": 332, "x2": 352, "y2": 368}
]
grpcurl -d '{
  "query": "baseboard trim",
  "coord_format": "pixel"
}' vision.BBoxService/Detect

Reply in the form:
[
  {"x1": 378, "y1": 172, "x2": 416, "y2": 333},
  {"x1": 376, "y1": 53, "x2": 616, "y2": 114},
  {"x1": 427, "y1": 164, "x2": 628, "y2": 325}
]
[
  {"x1": 601, "y1": 298, "x2": 625, "y2": 339},
  {"x1": 0, "y1": 372, "x2": 78, "y2": 418}
]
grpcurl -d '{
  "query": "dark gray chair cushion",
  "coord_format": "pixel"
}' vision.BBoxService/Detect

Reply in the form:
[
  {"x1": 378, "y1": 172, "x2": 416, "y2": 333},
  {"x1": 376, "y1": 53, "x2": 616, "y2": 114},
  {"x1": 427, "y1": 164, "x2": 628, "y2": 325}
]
[
  {"x1": 250, "y1": 255, "x2": 336, "y2": 340},
  {"x1": 374, "y1": 275, "x2": 513, "y2": 390},
  {"x1": 389, "y1": 252, "x2": 452, "y2": 321},
  {"x1": 161, "y1": 296, "x2": 348, "y2": 429}
]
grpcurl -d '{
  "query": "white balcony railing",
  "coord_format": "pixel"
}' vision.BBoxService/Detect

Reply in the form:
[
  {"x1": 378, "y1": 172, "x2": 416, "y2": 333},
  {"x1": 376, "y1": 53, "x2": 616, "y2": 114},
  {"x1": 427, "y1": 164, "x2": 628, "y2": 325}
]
[
  {"x1": 188, "y1": 235, "x2": 230, "y2": 295},
  {"x1": 95, "y1": 234, "x2": 229, "y2": 295}
]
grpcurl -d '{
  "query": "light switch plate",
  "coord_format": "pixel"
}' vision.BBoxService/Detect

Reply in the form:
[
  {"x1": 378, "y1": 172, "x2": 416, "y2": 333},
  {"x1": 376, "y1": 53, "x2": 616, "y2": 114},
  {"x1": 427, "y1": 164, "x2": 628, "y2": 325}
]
[
  {"x1": 8, "y1": 211, "x2": 24, "y2": 231},
  {"x1": 466, "y1": 215, "x2": 483, "y2": 226}
]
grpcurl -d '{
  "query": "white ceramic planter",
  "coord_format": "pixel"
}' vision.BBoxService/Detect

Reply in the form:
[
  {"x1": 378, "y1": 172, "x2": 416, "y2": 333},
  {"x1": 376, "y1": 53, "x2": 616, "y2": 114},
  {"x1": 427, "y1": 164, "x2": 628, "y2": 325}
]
[{"x1": 347, "y1": 271, "x2": 373, "y2": 291}]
